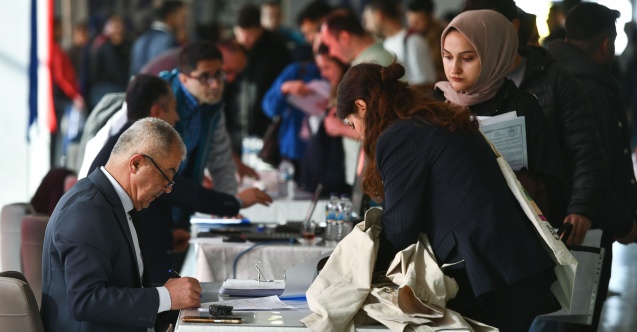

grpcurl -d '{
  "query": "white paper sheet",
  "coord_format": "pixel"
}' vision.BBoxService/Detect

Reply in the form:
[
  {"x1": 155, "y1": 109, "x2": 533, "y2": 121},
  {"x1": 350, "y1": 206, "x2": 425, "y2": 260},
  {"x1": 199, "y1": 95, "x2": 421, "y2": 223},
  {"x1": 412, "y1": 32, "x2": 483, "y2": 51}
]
[
  {"x1": 207, "y1": 295, "x2": 295, "y2": 311},
  {"x1": 479, "y1": 113, "x2": 528, "y2": 170}
]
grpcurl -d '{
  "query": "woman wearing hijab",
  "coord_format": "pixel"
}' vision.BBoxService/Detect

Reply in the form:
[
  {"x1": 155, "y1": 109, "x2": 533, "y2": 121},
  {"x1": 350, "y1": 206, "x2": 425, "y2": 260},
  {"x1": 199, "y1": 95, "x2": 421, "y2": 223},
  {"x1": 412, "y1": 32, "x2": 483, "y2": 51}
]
[
  {"x1": 337, "y1": 59, "x2": 555, "y2": 330},
  {"x1": 433, "y1": 9, "x2": 563, "y2": 221}
]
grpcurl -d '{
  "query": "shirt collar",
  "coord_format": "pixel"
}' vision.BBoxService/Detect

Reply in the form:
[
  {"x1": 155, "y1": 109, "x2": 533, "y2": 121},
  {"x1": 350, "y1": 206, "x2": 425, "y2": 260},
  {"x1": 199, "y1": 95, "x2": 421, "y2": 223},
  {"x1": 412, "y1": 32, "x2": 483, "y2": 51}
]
[
  {"x1": 100, "y1": 166, "x2": 134, "y2": 213},
  {"x1": 151, "y1": 21, "x2": 173, "y2": 33},
  {"x1": 178, "y1": 80, "x2": 199, "y2": 108}
]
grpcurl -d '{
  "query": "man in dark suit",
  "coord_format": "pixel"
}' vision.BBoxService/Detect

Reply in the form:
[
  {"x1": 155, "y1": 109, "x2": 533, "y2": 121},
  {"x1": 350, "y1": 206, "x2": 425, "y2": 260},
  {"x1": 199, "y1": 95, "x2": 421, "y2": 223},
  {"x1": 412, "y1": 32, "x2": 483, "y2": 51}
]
[{"x1": 41, "y1": 118, "x2": 201, "y2": 332}]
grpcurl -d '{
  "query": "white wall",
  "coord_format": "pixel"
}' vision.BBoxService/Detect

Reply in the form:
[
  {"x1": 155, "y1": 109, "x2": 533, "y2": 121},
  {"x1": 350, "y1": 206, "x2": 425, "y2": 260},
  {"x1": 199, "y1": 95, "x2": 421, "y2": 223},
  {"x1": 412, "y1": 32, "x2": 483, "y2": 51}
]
[{"x1": 0, "y1": 1, "x2": 50, "y2": 209}]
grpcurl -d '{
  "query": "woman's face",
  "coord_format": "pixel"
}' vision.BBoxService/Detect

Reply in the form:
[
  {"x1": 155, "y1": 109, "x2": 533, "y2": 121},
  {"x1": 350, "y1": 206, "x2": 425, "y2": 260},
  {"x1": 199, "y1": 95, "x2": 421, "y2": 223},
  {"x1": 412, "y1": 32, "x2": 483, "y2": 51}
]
[
  {"x1": 442, "y1": 30, "x2": 481, "y2": 92},
  {"x1": 345, "y1": 99, "x2": 366, "y2": 137},
  {"x1": 315, "y1": 54, "x2": 344, "y2": 86}
]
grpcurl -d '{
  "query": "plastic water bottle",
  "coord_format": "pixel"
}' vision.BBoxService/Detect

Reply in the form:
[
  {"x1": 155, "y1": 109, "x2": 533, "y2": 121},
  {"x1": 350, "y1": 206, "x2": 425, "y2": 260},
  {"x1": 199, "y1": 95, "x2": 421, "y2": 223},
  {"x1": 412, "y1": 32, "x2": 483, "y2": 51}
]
[
  {"x1": 325, "y1": 194, "x2": 340, "y2": 243},
  {"x1": 337, "y1": 195, "x2": 354, "y2": 241},
  {"x1": 277, "y1": 160, "x2": 295, "y2": 199}
]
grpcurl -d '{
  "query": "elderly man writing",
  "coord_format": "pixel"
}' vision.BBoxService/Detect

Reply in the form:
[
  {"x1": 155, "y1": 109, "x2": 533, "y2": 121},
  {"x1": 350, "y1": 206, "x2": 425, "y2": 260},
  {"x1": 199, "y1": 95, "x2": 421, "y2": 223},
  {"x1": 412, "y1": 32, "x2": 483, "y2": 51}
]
[{"x1": 41, "y1": 118, "x2": 201, "y2": 332}]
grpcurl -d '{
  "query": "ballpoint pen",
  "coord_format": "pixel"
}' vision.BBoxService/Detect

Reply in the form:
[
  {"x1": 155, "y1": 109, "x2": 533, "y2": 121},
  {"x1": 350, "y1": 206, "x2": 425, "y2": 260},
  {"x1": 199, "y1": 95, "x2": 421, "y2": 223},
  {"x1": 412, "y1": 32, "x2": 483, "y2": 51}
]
[{"x1": 168, "y1": 268, "x2": 181, "y2": 278}]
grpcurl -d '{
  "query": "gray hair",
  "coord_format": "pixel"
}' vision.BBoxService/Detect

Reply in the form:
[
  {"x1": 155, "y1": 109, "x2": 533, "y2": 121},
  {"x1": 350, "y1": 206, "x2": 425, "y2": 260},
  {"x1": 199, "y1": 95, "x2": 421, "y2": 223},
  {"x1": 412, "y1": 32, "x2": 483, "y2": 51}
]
[{"x1": 111, "y1": 117, "x2": 187, "y2": 161}]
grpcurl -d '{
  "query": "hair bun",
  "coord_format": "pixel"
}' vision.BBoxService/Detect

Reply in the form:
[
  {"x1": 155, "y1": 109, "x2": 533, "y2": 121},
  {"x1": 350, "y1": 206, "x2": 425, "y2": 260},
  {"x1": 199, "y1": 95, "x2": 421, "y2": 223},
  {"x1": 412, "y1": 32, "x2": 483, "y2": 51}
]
[{"x1": 380, "y1": 62, "x2": 405, "y2": 83}]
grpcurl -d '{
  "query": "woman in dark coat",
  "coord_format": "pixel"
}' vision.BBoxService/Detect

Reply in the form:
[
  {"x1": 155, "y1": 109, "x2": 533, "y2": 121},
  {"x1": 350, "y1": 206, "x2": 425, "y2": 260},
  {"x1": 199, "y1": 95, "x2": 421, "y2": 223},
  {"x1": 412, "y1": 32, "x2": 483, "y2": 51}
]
[{"x1": 335, "y1": 10, "x2": 557, "y2": 331}]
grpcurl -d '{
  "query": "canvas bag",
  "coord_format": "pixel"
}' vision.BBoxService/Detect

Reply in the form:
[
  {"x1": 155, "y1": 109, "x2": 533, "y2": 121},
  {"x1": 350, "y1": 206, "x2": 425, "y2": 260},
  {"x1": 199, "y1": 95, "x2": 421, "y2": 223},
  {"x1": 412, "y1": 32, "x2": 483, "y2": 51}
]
[{"x1": 482, "y1": 134, "x2": 578, "y2": 313}]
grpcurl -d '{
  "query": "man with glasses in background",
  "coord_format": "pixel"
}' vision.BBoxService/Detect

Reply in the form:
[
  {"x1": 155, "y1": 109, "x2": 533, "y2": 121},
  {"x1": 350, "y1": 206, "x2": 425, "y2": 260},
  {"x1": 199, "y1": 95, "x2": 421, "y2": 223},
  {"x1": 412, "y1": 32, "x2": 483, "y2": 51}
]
[{"x1": 87, "y1": 73, "x2": 271, "y2": 286}]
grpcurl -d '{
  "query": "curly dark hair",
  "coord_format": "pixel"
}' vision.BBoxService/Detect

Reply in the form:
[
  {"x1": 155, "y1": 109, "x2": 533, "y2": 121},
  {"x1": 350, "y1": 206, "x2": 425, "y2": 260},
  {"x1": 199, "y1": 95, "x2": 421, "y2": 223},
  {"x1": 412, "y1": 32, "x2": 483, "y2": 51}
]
[{"x1": 336, "y1": 62, "x2": 479, "y2": 201}]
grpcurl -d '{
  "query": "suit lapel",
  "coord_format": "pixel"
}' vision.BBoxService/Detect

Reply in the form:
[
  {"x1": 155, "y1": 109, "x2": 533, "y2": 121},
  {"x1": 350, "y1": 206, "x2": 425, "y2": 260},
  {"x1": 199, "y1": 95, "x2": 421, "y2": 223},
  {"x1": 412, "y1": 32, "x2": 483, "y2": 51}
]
[{"x1": 88, "y1": 169, "x2": 143, "y2": 285}]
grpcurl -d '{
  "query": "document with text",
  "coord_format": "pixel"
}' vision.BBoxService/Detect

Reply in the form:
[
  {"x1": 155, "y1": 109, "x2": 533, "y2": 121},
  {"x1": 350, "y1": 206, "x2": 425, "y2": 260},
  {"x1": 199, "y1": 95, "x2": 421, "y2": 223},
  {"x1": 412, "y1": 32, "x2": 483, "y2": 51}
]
[{"x1": 477, "y1": 112, "x2": 528, "y2": 170}]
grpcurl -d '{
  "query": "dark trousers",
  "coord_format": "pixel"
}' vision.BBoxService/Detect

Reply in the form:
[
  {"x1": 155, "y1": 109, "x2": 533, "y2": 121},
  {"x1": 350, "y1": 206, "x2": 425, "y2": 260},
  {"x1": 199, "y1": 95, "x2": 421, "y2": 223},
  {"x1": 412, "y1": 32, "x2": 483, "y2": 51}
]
[{"x1": 448, "y1": 267, "x2": 555, "y2": 332}]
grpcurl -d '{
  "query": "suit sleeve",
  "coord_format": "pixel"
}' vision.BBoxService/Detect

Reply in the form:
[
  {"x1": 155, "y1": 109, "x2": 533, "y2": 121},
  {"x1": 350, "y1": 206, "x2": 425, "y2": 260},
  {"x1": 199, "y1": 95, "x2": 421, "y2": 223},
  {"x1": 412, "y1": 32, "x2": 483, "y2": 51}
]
[
  {"x1": 54, "y1": 201, "x2": 159, "y2": 328},
  {"x1": 206, "y1": 111, "x2": 239, "y2": 195},
  {"x1": 374, "y1": 125, "x2": 428, "y2": 271},
  {"x1": 160, "y1": 173, "x2": 240, "y2": 217}
]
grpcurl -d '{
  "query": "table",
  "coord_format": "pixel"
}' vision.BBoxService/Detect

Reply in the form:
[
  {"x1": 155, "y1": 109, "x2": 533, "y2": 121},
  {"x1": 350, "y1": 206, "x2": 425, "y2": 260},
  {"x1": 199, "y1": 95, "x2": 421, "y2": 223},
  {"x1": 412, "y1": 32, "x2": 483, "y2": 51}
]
[
  {"x1": 174, "y1": 282, "x2": 387, "y2": 332},
  {"x1": 190, "y1": 238, "x2": 334, "y2": 282}
]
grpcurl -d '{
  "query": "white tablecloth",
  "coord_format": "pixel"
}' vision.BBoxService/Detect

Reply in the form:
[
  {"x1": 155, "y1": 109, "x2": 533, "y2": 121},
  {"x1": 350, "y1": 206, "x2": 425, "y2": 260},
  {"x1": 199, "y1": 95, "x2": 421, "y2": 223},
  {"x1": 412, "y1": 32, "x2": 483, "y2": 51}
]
[{"x1": 192, "y1": 238, "x2": 334, "y2": 282}]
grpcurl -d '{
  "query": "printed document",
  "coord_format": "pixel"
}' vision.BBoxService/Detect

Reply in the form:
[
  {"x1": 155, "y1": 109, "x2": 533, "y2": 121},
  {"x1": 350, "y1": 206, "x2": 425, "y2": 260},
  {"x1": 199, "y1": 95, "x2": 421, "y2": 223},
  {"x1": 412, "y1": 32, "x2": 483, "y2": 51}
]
[{"x1": 478, "y1": 112, "x2": 528, "y2": 170}]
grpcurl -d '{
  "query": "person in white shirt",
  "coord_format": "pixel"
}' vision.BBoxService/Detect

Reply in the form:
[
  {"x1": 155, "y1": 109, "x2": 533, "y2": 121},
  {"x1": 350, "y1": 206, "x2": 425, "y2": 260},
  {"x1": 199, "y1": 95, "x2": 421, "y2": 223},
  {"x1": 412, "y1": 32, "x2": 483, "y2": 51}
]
[{"x1": 363, "y1": 0, "x2": 437, "y2": 88}]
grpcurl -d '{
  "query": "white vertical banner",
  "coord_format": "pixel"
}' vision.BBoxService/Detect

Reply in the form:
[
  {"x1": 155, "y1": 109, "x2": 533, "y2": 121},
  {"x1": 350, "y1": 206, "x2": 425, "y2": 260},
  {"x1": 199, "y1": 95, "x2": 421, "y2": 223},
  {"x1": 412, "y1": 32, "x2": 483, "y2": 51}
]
[{"x1": 28, "y1": 0, "x2": 53, "y2": 197}]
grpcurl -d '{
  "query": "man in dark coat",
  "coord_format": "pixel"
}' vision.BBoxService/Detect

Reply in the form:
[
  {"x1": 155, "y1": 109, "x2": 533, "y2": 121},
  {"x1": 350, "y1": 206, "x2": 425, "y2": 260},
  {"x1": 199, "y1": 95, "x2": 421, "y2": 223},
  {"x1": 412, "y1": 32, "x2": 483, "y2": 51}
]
[{"x1": 548, "y1": 3, "x2": 637, "y2": 330}]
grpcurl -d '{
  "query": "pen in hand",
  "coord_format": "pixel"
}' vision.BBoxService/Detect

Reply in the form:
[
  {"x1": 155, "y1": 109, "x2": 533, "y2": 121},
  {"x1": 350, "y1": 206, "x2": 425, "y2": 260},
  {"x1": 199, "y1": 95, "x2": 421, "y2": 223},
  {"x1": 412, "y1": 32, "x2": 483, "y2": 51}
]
[
  {"x1": 169, "y1": 268, "x2": 203, "y2": 300},
  {"x1": 168, "y1": 268, "x2": 181, "y2": 279}
]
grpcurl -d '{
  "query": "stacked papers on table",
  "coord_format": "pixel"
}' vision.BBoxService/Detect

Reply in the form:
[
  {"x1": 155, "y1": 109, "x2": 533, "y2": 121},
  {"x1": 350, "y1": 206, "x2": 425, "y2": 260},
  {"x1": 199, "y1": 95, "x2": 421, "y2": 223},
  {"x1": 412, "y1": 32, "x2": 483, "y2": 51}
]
[{"x1": 219, "y1": 279, "x2": 285, "y2": 297}]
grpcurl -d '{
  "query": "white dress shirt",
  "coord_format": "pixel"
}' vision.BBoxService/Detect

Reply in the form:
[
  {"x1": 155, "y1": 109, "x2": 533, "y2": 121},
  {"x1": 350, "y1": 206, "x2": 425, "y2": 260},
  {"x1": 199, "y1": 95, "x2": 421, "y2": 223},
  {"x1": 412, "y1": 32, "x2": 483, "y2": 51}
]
[{"x1": 100, "y1": 167, "x2": 171, "y2": 313}]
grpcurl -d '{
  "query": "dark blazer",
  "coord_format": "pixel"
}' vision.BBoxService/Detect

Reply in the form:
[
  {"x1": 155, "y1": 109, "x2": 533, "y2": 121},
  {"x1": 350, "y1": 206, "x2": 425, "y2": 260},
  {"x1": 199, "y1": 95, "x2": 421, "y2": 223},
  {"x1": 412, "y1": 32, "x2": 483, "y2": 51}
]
[
  {"x1": 87, "y1": 122, "x2": 241, "y2": 284},
  {"x1": 374, "y1": 119, "x2": 555, "y2": 299},
  {"x1": 41, "y1": 169, "x2": 159, "y2": 332}
]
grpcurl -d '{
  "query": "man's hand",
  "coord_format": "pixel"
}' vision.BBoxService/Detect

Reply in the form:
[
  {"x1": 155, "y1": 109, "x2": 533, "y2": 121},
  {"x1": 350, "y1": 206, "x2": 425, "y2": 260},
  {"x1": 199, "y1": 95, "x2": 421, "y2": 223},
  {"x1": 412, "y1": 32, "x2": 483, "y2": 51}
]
[
  {"x1": 281, "y1": 80, "x2": 310, "y2": 96},
  {"x1": 72, "y1": 95, "x2": 85, "y2": 111},
  {"x1": 616, "y1": 222, "x2": 637, "y2": 244},
  {"x1": 164, "y1": 277, "x2": 202, "y2": 310},
  {"x1": 236, "y1": 188, "x2": 273, "y2": 208},
  {"x1": 237, "y1": 161, "x2": 259, "y2": 181},
  {"x1": 563, "y1": 214, "x2": 592, "y2": 245},
  {"x1": 232, "y1": 153, "x2": 260, "y2": 183},
  {"x1": 172, "y1": 229, "x2": 191, "y2": 253},
  {"x1": 323, "y1": 108, "x2": 347, "y2": 137}
]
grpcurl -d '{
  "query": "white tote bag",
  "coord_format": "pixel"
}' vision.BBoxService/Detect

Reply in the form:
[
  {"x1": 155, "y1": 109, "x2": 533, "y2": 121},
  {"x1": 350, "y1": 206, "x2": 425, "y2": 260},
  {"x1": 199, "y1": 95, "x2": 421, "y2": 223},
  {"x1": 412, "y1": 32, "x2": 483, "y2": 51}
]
[{"x1": 483, "y1": 134, "x2": 578, "y2": 313}]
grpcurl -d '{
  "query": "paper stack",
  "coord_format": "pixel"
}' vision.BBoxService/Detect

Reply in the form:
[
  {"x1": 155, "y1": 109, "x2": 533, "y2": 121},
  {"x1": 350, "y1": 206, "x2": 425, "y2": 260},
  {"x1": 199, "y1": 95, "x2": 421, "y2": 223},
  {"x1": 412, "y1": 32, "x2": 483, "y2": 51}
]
[{"x1": 219, "y1": 279, "x2": 285, "y2": 297}]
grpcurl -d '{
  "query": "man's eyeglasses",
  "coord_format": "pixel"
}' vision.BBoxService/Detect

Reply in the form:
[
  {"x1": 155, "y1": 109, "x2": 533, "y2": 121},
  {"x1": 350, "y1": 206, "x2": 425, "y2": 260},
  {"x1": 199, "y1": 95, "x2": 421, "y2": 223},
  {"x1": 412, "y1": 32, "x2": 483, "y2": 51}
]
[
  {"x1": 185, "y1": 71, "x2": 226, "y2": 85},
  {"x1": 142, "y1": 154, "x2": 175, "y2": 190}
]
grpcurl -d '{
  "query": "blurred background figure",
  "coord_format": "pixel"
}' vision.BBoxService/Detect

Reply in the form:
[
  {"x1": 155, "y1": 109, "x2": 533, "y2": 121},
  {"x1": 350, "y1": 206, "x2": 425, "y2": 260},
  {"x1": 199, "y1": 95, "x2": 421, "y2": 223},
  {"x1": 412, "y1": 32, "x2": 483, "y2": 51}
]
[
  {"x1": 30, "y1": 168, "x2": 77, "y2": 216},
  {"x1": 230, "y1": 4, "x2": 291, "y2": 149},
  {"x1": 50, "y1": 18, "x2": 85, "y2": 168},
  {"x1": 405, "y1": 0, "x2": 445, "y2": 81},
  {"x1": 66, "y1": 21, "x2": 89, "y2": 79},
  {"x1": 300, "y1": 44, "x2": 351, "y2": 195},
  {"x1": 518, "y1": 8, "x2": 540, "y2": 47},
  {"x1": 261, "y1": 0, "x2": 305, "y2": 57},
  {"x1": 363, "y1": 0, "x2": 437, "y2": 90},
  {"x1": 84, "y1": 14, "x2": 130, "y2": 110},
  {"x1": 543, "y1": 4, "x2": 566, "y2": 46},
  {"x1": 296, "y1": 0, "x2": 333, "y2": 46},
  {"x1": 130, "y1": 0, "x2": 186, "y2": 75}
]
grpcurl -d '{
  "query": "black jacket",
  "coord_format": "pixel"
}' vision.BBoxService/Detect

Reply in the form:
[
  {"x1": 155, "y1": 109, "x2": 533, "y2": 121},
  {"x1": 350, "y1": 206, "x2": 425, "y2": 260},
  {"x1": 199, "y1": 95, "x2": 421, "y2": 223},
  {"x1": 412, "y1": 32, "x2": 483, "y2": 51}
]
[
  {"x1": 224, "y1": 30, "x2": 292, "y2": 153},
  {"x1": 517, "y1": 46, "x2": 606, "y2": 224},
  {"x1": 434, "y1": 79, "x2": 565, "y2": 223},
  {"x1": 548, "y1": 41, "x2": 637, "y2": 237}
]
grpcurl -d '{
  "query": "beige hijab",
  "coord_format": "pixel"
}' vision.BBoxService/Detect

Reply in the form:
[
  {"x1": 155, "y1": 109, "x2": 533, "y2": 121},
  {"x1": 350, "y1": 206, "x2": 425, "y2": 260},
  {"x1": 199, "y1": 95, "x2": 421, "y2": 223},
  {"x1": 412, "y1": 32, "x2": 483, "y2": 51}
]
[{"x1": 435, "y1": 10, "x2": 518, "y2": 107}]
